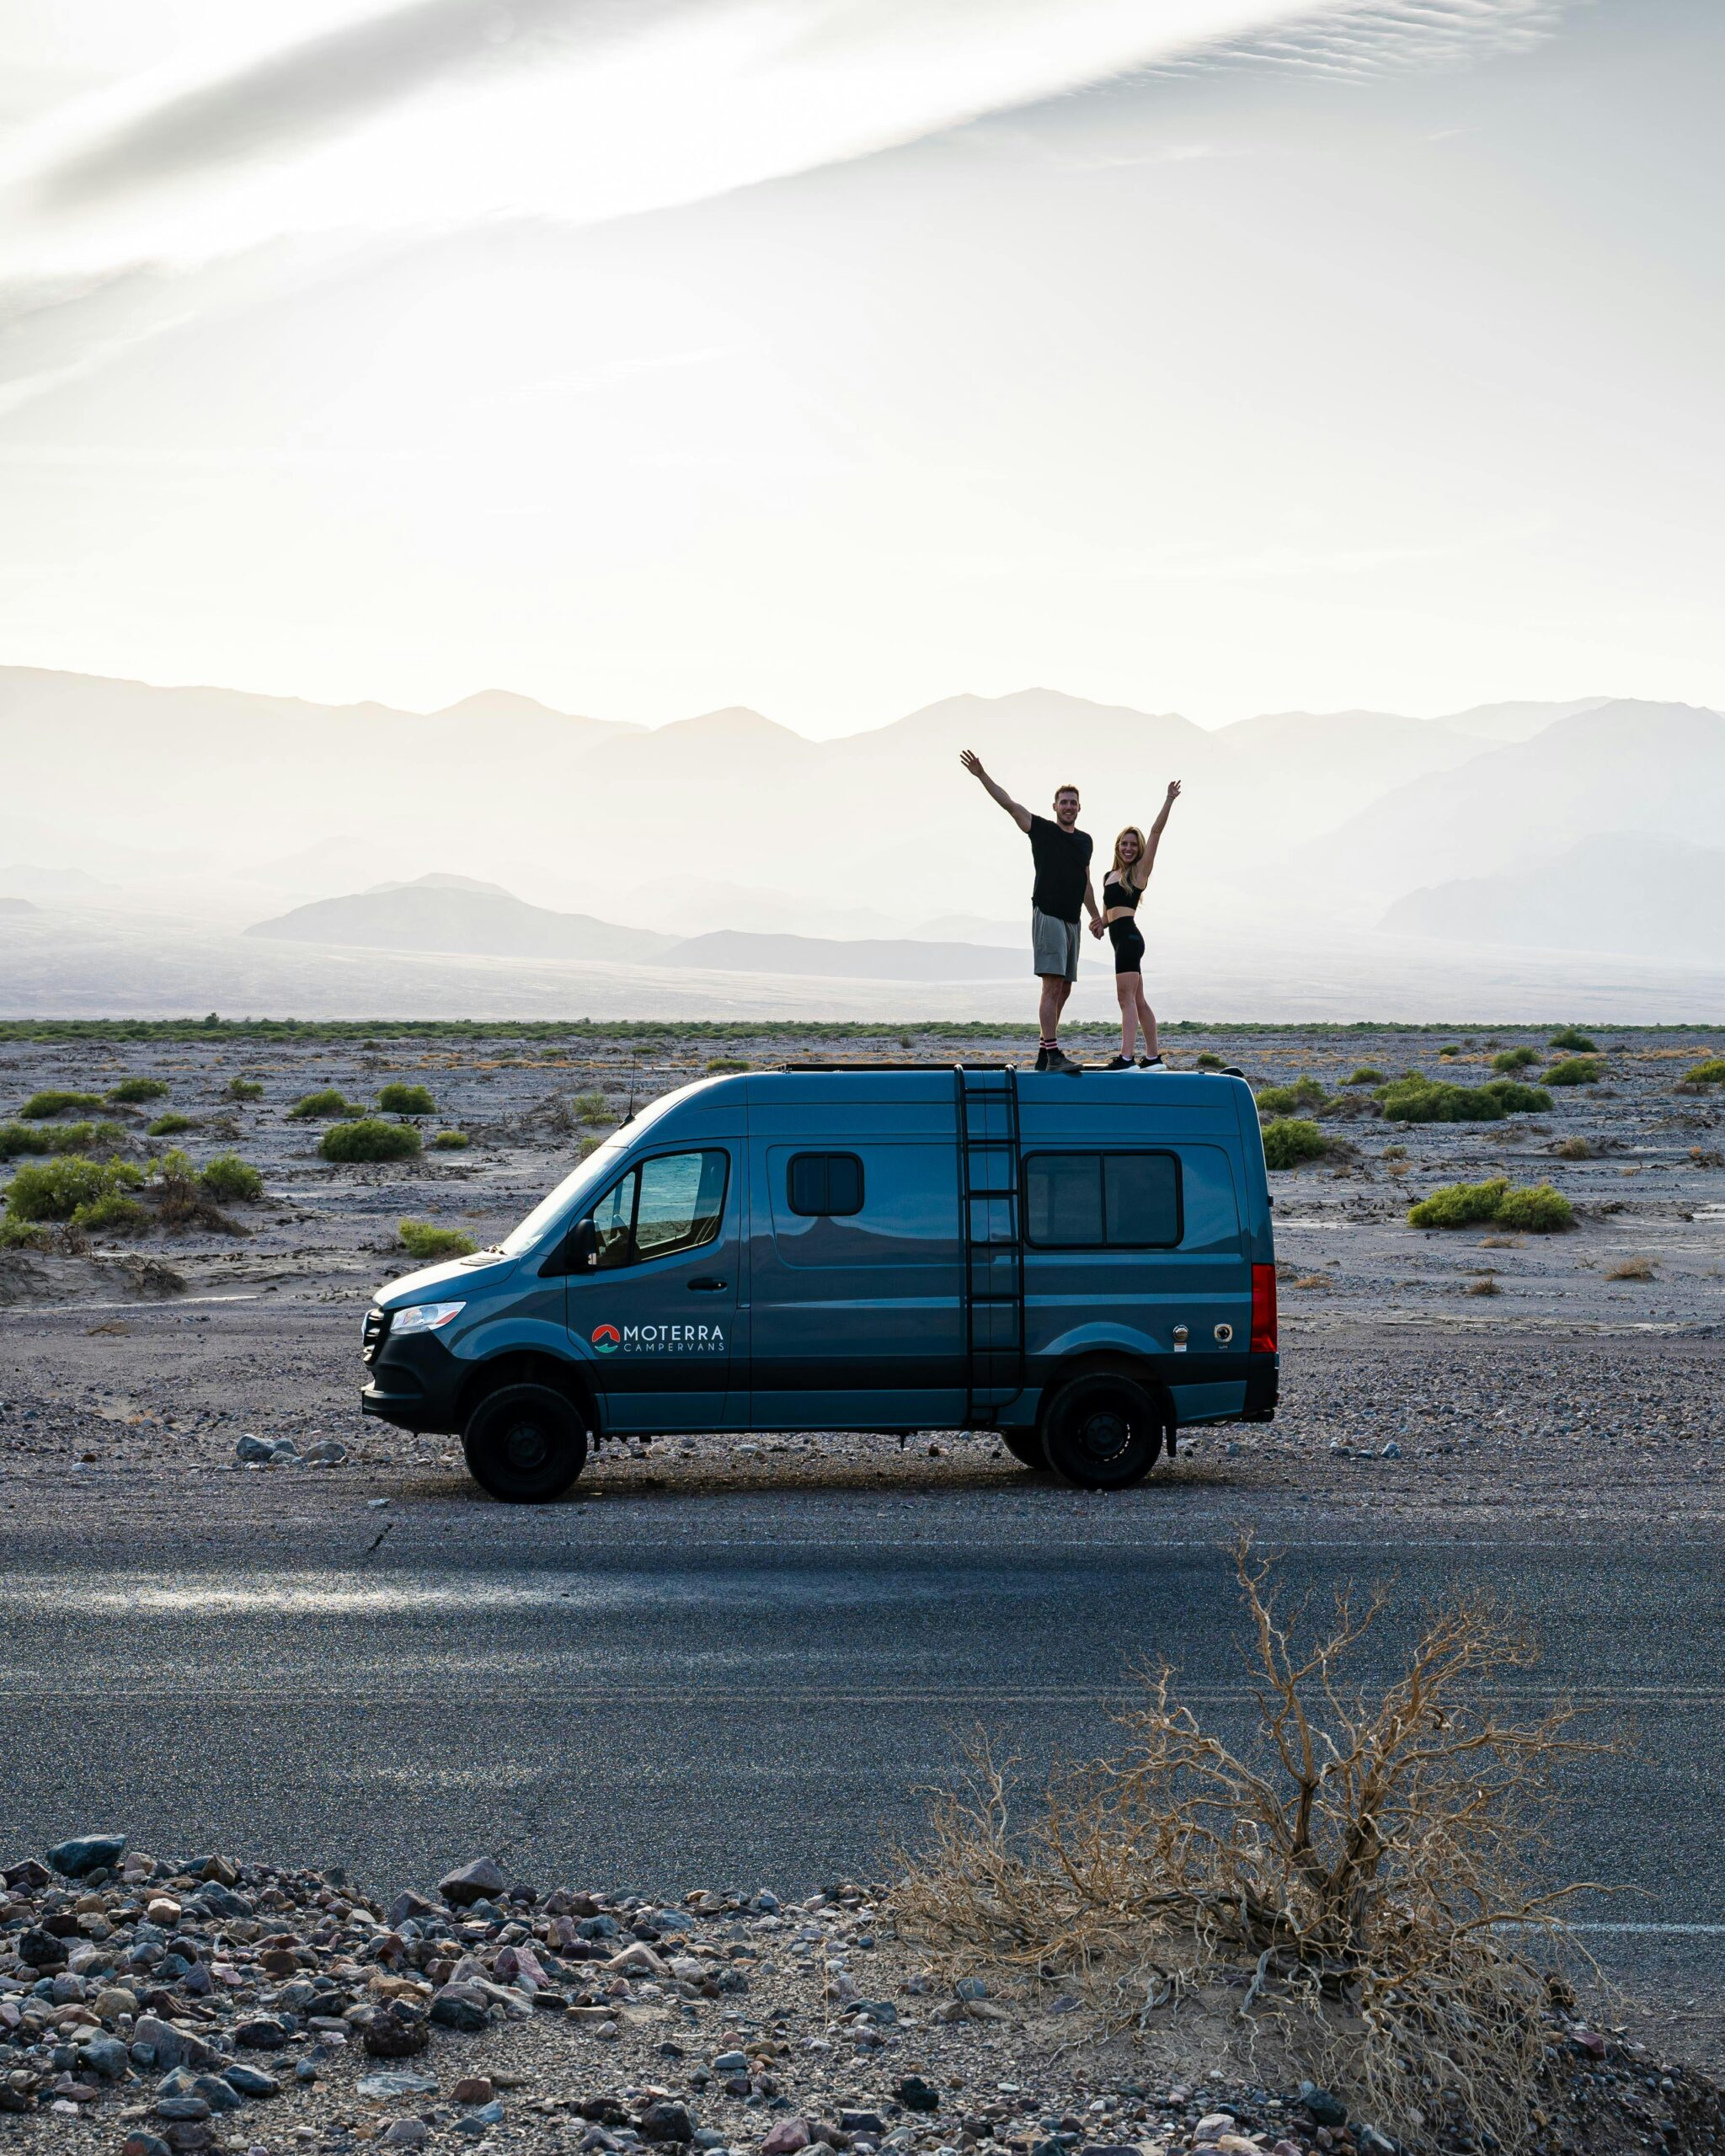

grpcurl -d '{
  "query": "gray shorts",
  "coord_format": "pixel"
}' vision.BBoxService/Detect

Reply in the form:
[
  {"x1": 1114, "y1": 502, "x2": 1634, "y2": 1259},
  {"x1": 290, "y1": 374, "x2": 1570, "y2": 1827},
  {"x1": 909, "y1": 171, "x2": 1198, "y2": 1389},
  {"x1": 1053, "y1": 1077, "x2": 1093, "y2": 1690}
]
[{"x1": 1032, "y1": 907, "x2": 1081, "y2": 982}]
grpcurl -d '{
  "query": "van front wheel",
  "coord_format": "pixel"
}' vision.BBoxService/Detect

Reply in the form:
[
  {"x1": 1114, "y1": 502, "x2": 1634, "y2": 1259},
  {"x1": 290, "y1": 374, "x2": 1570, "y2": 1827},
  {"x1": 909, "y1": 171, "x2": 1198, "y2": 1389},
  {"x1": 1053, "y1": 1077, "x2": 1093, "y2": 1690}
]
[
  {"x1": 1041, "y1": 1374, "x2": 1163, "y2": 1490},
  {"x1": 462, "y1": 1383, "x2": 588, "y2": 1503}
]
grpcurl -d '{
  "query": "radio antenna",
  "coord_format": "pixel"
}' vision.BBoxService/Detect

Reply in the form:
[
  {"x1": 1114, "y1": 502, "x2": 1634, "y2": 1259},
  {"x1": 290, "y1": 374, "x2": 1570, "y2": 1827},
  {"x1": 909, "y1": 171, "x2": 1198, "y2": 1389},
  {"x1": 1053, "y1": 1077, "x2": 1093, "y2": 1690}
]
[{"x1": 622, "y1": 1054, "x2": 638, "y2": 1126}]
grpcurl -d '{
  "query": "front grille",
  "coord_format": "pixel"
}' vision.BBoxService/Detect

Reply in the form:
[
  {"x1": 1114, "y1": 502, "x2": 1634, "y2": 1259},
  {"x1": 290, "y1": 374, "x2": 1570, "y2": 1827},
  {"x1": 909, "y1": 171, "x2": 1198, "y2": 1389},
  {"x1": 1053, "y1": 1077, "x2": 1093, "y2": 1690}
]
[{"x1": 361, "y1": 1307, "x2": 390, "y2": 1364}]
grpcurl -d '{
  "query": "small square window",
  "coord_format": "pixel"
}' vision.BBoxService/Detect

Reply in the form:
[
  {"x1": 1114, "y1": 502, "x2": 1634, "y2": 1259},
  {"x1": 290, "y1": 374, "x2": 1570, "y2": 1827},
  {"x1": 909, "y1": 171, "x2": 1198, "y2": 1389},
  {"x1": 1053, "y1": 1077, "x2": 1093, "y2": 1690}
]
[{"x1": 788, "y1": 1151, "x2": 865, "y2": 1217}]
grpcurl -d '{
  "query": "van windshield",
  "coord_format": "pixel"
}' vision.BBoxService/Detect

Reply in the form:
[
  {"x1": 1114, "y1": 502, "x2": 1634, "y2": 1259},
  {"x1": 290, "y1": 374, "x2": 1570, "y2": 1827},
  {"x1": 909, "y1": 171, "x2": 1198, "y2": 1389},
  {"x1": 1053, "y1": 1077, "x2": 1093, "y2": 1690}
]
[
  {"x1": 499, "y1": 1134, "x2": 630, "y2": 1257},
  {"x1": 495, "y1": 1084, "x2": 697, "y2": 1257}
]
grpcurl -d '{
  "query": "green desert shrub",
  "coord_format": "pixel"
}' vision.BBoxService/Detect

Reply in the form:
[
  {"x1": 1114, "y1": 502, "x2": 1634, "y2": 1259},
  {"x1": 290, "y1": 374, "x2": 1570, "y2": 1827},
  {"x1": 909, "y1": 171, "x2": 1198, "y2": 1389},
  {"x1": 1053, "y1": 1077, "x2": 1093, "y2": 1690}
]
[
  {"x1": 431, "y1": 1129, "x2": 470, "y2": 1150},
  {"x1": 1256, "y1": 1075, "x2": 1329, "y2": 1117},
  {"x1": 147, "y1": 1113, "x2": 196, "y2": 1137},
  {"x1": 1544, "y1": 1057, "x2": 1601, "y2": 1086},
  {"x1": 19, "y1": 1089, "x2": 104, "y2": 1120},
  {"x1": 1490, "y1": 1047, "x2": 1539, "y2": 1073},
  {"x1": 377, "y1": 1081, "x2": 436, "y2": 1116},
  {"x1": 1261, "y1": 1118, "x2": 1327, "y2": 1170},
  {"x1": 1407, "y1": 1176, "x2": 1572, "y2": 1232},
  {"x1": 1343, "y1": 1065, "x2": 1386, "y2": 1086},
  {"x1": 3, "y1": 1154, "x2": 144, "y2": 1225},
  {"x1": 1, "y1": 1118, "x2": 126, "y2": 1161},
  {"x1": 288, "y1": 1088, "x2": 359, "y2": 1120},
  {"x1": 1493, "y1": 1182, "x2": 1573, "y2": 1232},
  {"x1": 319, "y1": 1118, "x2": 422, "y2": 1163},
  {"x1": 1480, "y1": 1079, "x2": 1553, "y2": 1113},
  {"x1": 1437, "y1": 1044, "x2": 1461, "y2": 1058},
  {"x1": 572, "y1": 1090, "x2": 611, "y2": 1124},
  {"x1": 77, "y1": 1192, "x2": 151, "y2": 1235},
  {"x1": 225, "y1": 1076, "x2": 264, "y2": 1101},
  {"x1": 705, "y1": 1056, "x2": 750, "y2": 1075},
  {"x1": 1376, "y1": 1075, "x2": 1507, "y2": 1123},
  {"x1": 1684, "y1": 1057, "x2": 1725, "y2": 1085},
  {"x1": 1407, "y1": 1178, "x2": 1509, "y2": 1229},
  {"x1": 1548, "y1": 1027, "x2": 1598, "y2": 1054},
  {"x1": 107, "y1": 1076, "x2": 168, "y2": 1103},
  {"x1": 398, "y1": 1218, "x2": 478, "y2": 1262},
  {"x1": 199, "y1": 1152, "x2": 264, "y2": 1202},
  {"x1": 1194, "y1": 1052, "x2": 1226, "y2": 1070}
]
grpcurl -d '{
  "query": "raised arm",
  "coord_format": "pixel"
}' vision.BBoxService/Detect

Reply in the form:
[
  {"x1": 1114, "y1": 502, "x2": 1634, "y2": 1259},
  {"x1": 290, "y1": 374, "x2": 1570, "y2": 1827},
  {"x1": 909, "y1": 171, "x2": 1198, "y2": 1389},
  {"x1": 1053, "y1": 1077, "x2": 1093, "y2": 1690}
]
[
  {"x1": 1137, "y1": 779, "x2": 1182, "y2": 882},
  {"x1": 959, "y1": 749, "x2": 1032, "y2": 835}
]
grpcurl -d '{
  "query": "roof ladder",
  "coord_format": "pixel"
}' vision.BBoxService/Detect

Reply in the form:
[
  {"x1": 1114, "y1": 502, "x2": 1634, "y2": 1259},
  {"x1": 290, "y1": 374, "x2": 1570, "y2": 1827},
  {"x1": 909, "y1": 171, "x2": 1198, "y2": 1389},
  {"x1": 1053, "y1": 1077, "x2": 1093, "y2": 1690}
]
[{"x1": 955, "y1": 1065, "x2": 1025, "y2": 1426}]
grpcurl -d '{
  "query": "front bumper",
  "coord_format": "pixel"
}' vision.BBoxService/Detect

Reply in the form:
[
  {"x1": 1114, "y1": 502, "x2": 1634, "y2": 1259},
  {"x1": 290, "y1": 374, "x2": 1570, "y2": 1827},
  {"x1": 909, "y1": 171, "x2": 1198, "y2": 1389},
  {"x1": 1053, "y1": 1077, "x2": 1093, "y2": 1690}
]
[{"x1": 360, "y1": 1328, "x2": 463, "y2": 1433}]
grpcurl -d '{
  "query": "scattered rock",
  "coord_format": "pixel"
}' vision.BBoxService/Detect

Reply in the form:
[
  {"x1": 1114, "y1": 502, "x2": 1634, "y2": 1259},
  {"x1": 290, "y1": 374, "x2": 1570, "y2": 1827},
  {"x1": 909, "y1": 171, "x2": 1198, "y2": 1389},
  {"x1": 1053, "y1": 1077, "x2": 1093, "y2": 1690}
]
[
  {"x1": 639, "y1": 2100, "x2": 696, "y2": 2143},
  {"x1": 233, "y1": 2017, "x2": 292, "y2": 2050},
  {"x1": 760, "y1": 2120, "x2": 812, "y2": 2155},
  {"x1": 895, "y1": 2078, "x2": 941, "y2": 2115},
  {"x1": 46, "y1": 1831, "x2": 127, "y2": 1877},
  {"x1": 1297, "y1": 2082, "x2": 1348, "y2": 2128},
  {"x1": 302, "y1": 1438, "x2": 349, "y2": 1466},
  {"x1": 359, "y1": 2072, "x2": 440, "y2": 2102},
  {"x1": 438, "y1": 1856, "x2": 507, "y2": 1907},
  {"x1": 222, "y1": 2066, "x2": 280, "y2": 2099},
  {"x1": 451, "y1": 2076, "x2": 495, "y2": 2105},
  {"x1": 429, "y1": 1984, "x2": 491, "y2": 2032}
]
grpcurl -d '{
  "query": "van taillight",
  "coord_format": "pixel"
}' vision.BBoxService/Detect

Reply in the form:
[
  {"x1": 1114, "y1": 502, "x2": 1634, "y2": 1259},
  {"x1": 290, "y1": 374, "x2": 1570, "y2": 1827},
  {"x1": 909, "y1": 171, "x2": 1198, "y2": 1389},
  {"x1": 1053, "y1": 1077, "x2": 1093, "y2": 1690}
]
[{"x1": 1251, "y1": 1263, "x2": 1277, "y2": 1354}]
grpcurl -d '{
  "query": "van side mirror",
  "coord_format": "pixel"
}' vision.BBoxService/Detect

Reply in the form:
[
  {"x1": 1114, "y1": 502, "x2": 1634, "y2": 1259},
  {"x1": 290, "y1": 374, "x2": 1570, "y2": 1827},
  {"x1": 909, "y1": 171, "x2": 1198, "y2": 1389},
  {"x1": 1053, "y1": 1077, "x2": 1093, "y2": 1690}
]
[{"x1": 566, "y1": 1216, "x2": 599, "y2": 1271}]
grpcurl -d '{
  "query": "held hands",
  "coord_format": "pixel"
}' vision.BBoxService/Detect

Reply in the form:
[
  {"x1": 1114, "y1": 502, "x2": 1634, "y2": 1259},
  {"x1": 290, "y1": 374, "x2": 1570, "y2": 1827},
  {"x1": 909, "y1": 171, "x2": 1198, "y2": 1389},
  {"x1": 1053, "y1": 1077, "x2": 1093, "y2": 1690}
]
[{"x1": 1088, "y1": 917, "x2": 1106, "y2": 939}]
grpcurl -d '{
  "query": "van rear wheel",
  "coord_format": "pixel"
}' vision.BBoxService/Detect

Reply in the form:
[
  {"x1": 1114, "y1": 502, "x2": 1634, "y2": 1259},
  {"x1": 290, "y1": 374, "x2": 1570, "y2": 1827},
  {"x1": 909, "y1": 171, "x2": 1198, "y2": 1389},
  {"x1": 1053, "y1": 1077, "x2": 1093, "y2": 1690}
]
[
  {"x1": 1041, "y1": 1374, "x2": 1163, "y2": 1490},
  {"x1": 462, "y1": 1382, "x2": 587, "y2": 1503},
  {"x1": 999, "y1": 1430, "x2": 1046, "y2": 1471}
]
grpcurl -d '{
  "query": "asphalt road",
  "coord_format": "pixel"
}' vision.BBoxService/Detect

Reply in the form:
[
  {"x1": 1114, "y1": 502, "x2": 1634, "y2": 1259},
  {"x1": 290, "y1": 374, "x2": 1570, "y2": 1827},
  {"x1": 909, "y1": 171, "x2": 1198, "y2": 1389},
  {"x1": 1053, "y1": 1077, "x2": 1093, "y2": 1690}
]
[{"x1": 5, "y1": 1505, "x2": 1725, "y2": 2005}]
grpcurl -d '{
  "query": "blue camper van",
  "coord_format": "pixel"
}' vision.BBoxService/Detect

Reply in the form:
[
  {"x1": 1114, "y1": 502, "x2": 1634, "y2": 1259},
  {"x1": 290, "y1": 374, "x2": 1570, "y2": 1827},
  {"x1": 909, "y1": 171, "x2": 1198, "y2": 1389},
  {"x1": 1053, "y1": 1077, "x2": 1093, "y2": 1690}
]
[{"x1": 359, "y1": 1065, "x2": 1278, "y2": 1500}]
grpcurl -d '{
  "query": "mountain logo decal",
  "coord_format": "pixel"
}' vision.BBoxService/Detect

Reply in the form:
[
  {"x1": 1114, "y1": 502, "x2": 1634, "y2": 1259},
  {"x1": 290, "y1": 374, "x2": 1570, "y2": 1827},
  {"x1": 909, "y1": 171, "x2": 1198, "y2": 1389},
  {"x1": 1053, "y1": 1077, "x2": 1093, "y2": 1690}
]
[{"x1": 590, "y1": 1323, "x2": 621, "y2": 1353}]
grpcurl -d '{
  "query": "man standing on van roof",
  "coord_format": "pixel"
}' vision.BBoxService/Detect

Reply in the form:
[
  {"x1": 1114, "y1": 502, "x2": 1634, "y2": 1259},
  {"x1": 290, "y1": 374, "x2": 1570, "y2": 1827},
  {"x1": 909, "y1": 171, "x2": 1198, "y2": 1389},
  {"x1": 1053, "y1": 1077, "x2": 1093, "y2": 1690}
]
[{"x1": 960, "y1": 750, "x2": 1099, "y2": 1072}]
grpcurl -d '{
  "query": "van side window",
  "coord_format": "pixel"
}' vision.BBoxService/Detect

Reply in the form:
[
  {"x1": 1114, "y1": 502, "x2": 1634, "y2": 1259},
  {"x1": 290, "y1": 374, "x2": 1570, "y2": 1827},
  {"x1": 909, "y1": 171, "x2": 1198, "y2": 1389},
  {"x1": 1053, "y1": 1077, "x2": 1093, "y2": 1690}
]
[
  {"x1": 590, "y1": 1150, "x2": 729, "y2": 1268},
  {"x1": 1024, "y1": 1151, "x2": 1181, "y2": 1248},
  {"x1": 787, "y1": 1152, "x2": 864, "y2": 1217}
]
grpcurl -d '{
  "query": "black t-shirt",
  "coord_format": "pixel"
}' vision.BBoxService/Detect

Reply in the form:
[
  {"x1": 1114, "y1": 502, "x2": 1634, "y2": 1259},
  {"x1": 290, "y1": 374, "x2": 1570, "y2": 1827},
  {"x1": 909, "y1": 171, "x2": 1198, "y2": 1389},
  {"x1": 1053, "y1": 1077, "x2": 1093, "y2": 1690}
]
[{"x1": 1028, "y1": 814, "x2": 1092, "y2": 923}]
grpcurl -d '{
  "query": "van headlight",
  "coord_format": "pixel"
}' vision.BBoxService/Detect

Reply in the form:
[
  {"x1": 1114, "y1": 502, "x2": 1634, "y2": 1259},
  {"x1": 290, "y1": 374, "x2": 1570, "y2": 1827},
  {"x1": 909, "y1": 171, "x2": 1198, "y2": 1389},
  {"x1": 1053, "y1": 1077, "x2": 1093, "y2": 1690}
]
[{"x1": 391, "y1": 1300, "x2": 466, "y2": 1337}]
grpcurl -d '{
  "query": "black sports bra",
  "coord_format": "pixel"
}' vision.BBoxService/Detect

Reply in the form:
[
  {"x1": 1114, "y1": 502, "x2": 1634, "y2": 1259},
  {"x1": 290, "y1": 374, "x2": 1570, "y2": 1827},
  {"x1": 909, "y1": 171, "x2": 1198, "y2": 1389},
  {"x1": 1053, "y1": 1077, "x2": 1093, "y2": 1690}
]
[{"x1": 1103, "y1": 873, "x2": 1140, "y2": 913}]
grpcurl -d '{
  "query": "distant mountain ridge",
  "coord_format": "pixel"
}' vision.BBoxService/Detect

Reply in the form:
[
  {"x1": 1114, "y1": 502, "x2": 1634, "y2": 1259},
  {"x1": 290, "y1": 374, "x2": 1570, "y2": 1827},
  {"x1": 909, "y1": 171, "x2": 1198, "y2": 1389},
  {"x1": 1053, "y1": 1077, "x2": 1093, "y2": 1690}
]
[
  {"x1": 4, "y1": 666, "x2": 1712, "y2": 992},
  {"x1": 243, "y1": 876, "x2": 1030, "y2": 980},
  {"x1": 1380, "y1": 831, "x2": 1725, "y2": 961}
]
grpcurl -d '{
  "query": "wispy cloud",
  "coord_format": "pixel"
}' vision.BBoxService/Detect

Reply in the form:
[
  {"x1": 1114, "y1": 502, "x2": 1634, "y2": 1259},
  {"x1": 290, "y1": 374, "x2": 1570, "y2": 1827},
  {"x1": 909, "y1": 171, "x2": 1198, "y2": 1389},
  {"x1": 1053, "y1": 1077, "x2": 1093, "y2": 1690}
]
[
  {"x1": 0, "y1": 0, "x2": 1563, "y2": 277},
  {"x1": 1146, "y1": 0, "x2": 1566, "y2": 81}
]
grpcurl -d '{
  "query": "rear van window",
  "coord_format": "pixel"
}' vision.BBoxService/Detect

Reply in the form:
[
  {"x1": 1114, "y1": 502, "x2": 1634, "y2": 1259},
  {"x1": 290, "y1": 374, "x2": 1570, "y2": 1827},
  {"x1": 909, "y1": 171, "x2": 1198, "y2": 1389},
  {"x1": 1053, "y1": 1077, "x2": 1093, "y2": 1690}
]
[
  {"x1": 1024, "y1": 1150, "x2": 1182, "y2": 1248},
  {"x1": 787, "y1": 1152, "x2": 865, "y2": 1217}
]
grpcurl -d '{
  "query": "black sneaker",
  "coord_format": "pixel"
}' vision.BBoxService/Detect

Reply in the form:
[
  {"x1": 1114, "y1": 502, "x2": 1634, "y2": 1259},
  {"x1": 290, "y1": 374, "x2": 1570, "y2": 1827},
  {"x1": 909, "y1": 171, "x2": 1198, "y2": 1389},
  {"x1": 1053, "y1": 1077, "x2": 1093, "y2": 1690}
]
[
  {"x1": 1044, "y1": 1046, "x2": 1081, "y2": 1074},
  {"x1": 1137, "y1": 1054, "x2": 1166, "y2": 1069},
  {"x1": 1033, "y1": 1047, "x2": 1050, "y2": 1071},
  {"x1": 1103, "y1": 1053, "x2": 1133, "y2": 1070}
]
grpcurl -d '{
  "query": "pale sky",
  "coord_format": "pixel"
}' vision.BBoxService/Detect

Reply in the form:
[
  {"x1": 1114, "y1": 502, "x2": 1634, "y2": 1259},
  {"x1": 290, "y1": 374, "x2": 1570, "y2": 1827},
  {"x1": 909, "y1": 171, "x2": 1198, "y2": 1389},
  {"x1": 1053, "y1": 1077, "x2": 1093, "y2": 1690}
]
[{"x1": 0, "y1": 0, "x2": 1719, "y2": 735}]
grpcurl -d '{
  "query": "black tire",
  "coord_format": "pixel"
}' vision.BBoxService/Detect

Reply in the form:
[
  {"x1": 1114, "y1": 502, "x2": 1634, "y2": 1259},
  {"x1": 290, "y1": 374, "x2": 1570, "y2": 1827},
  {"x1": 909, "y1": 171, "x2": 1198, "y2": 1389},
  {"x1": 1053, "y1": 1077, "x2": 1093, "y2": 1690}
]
[
  {"x1": 1000, "y1": 1430, "x2": 1047, "y2": 1470},
  {"x1": 1040, "y1": 1374, "x2": 1164, "y2": 1491},
  {"x1": 462, "y1": 1382, "x2": 588, "y2": 1503}
]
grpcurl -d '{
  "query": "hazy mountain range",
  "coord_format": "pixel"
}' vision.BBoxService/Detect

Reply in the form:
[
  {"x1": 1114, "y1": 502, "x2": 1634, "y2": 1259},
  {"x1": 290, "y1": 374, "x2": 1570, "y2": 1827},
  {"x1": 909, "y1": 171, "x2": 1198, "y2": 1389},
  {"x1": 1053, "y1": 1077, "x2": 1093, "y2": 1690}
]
[{"x1": 2, "y1": 665, "x2": 1721, "y2": 1017}]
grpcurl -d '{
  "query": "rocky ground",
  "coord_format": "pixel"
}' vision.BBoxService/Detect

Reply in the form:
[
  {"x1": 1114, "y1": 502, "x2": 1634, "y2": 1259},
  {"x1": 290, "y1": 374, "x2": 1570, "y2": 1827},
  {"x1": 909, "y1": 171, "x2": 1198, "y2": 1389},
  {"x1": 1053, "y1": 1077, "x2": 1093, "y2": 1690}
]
[{"x1": 3, "y1": 1835, "x2": 1721, "y2": 2156}]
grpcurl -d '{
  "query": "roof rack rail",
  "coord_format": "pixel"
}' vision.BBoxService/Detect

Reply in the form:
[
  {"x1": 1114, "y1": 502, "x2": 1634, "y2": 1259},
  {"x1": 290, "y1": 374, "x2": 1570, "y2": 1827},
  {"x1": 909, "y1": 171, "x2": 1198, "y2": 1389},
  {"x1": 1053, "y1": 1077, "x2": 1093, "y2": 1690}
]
[{"x1": 774, "y1": 1058, "x2": 1024, "y2": 1073}]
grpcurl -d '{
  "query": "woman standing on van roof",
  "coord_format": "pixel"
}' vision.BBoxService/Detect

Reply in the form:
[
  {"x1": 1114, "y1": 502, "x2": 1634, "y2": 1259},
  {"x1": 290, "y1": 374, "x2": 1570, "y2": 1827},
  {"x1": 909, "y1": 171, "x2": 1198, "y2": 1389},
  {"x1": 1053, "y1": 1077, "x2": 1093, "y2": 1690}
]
[{"x1": 1092, "y1": 779, "x2": 1181, "y2": 1069}]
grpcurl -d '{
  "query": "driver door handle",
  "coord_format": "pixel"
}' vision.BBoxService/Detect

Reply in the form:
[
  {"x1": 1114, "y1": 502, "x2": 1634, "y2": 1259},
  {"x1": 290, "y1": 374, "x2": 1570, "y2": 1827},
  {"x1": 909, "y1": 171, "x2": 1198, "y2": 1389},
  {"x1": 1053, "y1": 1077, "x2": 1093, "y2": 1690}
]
[{"x1": 687, "y1": 1276, "x2": 728, "y2": 1291}]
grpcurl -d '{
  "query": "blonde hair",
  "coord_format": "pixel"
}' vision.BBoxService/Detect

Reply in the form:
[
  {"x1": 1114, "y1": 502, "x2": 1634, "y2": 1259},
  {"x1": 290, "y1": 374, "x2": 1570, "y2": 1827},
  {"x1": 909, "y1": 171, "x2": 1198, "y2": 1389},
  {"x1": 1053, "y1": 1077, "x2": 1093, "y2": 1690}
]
[{"x1": 1110, "y1": 826, "x2": 1147, "y2": 879}]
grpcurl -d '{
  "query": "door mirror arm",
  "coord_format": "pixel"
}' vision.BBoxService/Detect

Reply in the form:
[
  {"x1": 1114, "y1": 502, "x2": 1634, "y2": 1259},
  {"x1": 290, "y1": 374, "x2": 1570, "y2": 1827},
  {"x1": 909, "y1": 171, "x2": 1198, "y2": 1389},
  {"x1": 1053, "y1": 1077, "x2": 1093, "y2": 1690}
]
[{"x1": 548, "y1": 1215, "x2": 599, "y2": 1276}]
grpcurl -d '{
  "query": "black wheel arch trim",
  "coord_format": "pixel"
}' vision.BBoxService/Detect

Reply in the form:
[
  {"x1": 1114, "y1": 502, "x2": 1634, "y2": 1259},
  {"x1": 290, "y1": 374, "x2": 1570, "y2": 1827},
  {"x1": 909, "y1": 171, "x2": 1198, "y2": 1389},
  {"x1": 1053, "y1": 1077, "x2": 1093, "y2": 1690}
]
[{"x1": 456, "y1": 1350, "x2": 600, "y2": 1436}]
